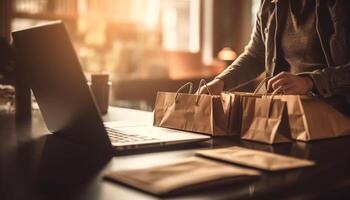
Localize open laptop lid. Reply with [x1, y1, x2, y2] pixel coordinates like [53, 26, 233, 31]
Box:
[12, 21, 113, 155]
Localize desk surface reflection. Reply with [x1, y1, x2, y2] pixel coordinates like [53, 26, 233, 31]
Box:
[1, 107, 350, 200]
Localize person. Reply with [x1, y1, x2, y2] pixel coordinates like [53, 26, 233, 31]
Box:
[200, 0, 350, 116]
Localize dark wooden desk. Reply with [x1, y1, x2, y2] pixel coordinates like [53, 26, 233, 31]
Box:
[1, 107, 350, 200]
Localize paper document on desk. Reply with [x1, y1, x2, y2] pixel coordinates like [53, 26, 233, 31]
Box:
[103, 157, 260, 196]
[196, 146, 315, 171]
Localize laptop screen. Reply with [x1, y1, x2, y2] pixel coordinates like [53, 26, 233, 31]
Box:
[12, 21, 113, 154]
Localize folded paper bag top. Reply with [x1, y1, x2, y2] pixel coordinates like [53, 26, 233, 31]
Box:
[103, 157, 260, 196]
[196, 146, 315, 171]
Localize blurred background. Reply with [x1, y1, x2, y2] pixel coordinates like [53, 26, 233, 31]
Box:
[0, 0, 261, 111]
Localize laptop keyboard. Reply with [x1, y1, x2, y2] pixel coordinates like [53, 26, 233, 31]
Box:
[106, 127, 158, 143]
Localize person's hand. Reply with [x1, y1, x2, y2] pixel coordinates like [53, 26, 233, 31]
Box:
[198, 79, 225, 95]
[267, 72, 314, 95]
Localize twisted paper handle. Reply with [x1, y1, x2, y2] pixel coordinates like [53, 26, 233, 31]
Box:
[175, 82, 193, 102]
[195, 79, 212, 104]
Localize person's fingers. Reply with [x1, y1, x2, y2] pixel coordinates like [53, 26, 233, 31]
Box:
[281, 84, 295, 94]
[199, 86, 214, 95]
[267, 72, 289, 91]
[267, 72, 314, 95]
[283, 86, 299, 95]
[271, 77, 290, 90]
[198, 79, 225, 95]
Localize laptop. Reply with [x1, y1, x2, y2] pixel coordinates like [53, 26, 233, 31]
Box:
[12, 21, 210, 152]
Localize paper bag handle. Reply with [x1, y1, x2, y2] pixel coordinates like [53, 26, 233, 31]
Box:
[263, 86, 284, 117]
[270, 86, 284, 97]
[253, 77, 269, 95]
[195, 79, 212, 104]
[196, 79, 212, 96]
[175, 82, 193, 102]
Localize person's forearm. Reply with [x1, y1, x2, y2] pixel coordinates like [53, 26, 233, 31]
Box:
[216, 53, 265, 91]
[215, 1, 266, 91]
[298, 63, 350, 97]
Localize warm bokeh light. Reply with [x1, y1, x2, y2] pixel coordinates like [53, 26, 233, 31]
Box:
[10, 0, 202, 78]
[9, 0, 259, 81]
[3, 0, 261, 110]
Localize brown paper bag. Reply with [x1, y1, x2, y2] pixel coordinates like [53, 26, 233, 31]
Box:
[238, 78, 292, 144]
[104, 157, 260, 196]
[240, 95, 292, 144]
[154, 80, 232, 136]
[196, 146, 315, 171]
[276, 95, 350, 141]
[227, 93, 242, 135]
[227, 92, 265, 135]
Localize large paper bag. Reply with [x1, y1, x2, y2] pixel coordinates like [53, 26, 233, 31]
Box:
[240, 94, 292, 144]
[277, 95, 350, 141]
[154, 80, 232, 136]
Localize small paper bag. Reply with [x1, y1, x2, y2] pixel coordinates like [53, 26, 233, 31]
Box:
[154, 80, 232, 136]
[277, 95, 350, 141]
[240, 95, 292, 144]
